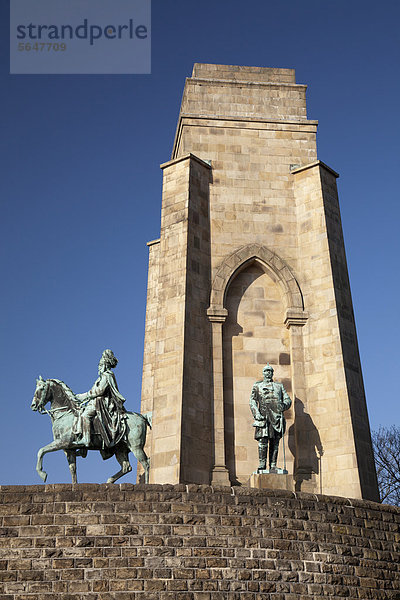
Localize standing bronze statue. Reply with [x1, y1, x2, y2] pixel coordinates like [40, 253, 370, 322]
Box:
[249, 364, 292, 473]
[31, 350, 152, 484]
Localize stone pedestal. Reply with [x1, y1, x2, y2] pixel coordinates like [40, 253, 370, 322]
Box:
[248, 472, 293, 491]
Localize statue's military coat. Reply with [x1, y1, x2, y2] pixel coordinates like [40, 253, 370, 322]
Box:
[249, 380, 291, 440]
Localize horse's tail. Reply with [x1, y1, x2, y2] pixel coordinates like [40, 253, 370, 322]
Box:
[142, 412, 152, 429]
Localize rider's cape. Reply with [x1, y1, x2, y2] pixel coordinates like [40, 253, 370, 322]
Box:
[73, 370, 128, 458]
[92, 370, 127, 451]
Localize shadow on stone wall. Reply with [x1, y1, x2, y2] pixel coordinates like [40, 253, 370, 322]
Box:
[223, 272, 244, 486]
[288, 398, 323, 493]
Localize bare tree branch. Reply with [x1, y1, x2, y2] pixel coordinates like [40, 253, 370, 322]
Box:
[372, 425, 400, 506]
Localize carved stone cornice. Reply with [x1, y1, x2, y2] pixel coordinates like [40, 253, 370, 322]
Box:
[284, 309, 309, 329]
[207, 307, 228, 323]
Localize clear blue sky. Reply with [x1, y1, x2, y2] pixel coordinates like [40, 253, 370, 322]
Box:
[1, 0, 399, 485]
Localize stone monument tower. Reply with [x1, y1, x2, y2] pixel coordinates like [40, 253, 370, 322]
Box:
[140, 63, 379, 501]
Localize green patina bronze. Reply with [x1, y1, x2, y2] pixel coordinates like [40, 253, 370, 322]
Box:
[249, 364, 292, 473]
[31, 349, 151, 484]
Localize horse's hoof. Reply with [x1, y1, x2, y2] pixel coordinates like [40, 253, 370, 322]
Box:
[106, 478, 115, 484]
[39, 471, 47, 483]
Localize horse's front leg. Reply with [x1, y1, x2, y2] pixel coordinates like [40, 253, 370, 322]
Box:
[36, 440, 66, 482]
[64, 450, 77, 484]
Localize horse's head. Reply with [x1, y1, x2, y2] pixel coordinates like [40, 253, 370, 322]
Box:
[31, 376, 50, 413]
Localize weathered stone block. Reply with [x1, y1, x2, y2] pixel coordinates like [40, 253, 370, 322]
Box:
[248, 473, 292, 491]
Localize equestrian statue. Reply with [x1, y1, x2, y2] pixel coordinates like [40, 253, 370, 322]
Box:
[31, 349, 151, 484]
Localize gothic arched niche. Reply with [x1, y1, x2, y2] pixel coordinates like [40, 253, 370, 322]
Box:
[223, 259, 294, 484]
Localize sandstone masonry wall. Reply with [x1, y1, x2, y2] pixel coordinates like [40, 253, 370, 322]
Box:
[0, 484, 398, 600]
[141, 63, 379, 498]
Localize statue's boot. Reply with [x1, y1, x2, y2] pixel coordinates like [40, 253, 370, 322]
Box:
[269, 438, 279, 470]
[258, 444, 267, 471]
[78, 418, 91, 457]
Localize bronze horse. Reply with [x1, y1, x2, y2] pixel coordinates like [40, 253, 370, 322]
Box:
[31, 377, 151, 484]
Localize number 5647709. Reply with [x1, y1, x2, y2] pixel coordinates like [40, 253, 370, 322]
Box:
[18, 43, 66, 51]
